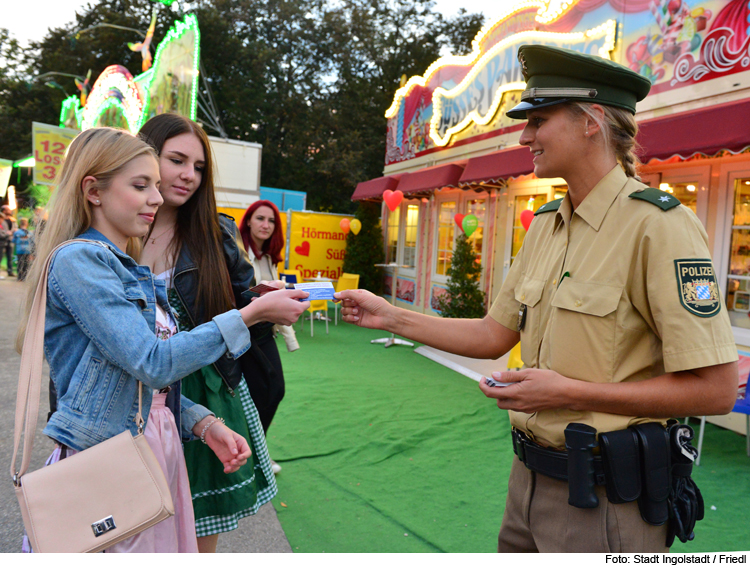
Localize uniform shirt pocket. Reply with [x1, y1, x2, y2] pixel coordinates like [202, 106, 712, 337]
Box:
[515, 275, 546, 368]
[549, 280, 622, 382]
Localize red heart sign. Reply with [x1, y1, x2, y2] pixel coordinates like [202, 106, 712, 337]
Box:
[295, 240, 310, 256]
[520, 209, 535, 232]
[454, 213, 465, 228]
[383, 189, 404, 212]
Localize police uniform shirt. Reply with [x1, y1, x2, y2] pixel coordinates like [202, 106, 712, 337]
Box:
[489, 165, 737, 449]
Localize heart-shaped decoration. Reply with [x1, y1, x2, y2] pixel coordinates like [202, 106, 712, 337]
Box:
[520, 209, 535, 232]
[295, 240, 310, 256]
[454, 213, 465, 228]
[383, 189, 404, 212]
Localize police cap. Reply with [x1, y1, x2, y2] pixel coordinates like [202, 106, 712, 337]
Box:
[506, 45, 652, 120]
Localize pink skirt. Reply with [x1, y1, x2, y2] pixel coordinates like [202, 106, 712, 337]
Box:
[23, 392, 198, 553]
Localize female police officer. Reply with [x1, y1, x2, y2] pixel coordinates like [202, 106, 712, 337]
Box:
[335, 45, 739, 552]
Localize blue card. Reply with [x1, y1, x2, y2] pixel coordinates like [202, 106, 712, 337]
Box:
[294, 281, 335, 300]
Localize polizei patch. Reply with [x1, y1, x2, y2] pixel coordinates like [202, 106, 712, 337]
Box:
[674, 259, 720, 317]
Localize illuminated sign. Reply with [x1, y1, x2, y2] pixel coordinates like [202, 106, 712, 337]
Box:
[58, 14, 200, 132]
[430, 21, 616, 146]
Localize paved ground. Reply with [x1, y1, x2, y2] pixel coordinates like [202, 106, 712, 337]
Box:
[0, 274, 292, 553]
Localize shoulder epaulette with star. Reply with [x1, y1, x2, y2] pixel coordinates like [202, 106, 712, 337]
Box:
[628, 188, 681, 211]
[534, 198, 563, 215]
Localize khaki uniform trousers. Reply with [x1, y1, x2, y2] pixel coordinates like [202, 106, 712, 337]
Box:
[498, 457, 669, 553]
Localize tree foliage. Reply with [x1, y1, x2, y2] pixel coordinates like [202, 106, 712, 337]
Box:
[436, 233, 486, 318]
[0, 0, 483, 211]
[341, 201, 384, 294]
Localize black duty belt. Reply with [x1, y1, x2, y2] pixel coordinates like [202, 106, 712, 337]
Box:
[512, 429, 606, 486]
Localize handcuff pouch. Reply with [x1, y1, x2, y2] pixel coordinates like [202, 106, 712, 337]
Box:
[599, 428, 641, 503]
[631, 423, 671, 526]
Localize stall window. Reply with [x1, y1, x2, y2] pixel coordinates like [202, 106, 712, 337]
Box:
[436, 201, 456, 276]
[659, 181, 698, 215]
[725, 178, 750, 329]
[465, 198, 486, 267]
[511, 195, 547, 264]
[386, 206, 400, 264]
[402, 203, 419, 268]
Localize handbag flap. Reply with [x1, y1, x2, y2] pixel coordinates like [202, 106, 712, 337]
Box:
[20, 432, 174, 553]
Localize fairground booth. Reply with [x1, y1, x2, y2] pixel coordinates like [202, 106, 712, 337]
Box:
[351, 0, 750, 435]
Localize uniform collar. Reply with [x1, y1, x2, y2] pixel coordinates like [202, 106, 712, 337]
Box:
[571, 165, 628, 232]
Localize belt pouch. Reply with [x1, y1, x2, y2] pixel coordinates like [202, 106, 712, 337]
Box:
[564, 423, 599, 508]
[631, 423, 671, 526]
[598, 428, 641, 504]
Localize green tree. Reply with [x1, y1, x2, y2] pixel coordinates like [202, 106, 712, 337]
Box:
[341, 201, 384, 294]
[0, 0, 484, 212]
[436, 233, 486, 318]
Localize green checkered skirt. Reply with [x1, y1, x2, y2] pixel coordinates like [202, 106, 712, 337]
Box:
[170, 290, 277, 537]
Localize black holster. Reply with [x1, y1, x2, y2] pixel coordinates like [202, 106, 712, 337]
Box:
[598, 421, 704, 546]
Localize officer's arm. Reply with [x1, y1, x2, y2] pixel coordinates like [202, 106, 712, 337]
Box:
[390, 308, 520, 360]
[491, 361, 738, 417]
[567, 361, 739, 418]
[338, 288, 519, 359]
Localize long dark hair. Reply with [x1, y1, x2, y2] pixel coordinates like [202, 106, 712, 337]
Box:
[239, 200, 284, 265]
[138, 114, 234, 321]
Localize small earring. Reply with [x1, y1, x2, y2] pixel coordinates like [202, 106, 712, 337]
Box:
[93, 201, 100, 205]
[584, 131, 589, 136]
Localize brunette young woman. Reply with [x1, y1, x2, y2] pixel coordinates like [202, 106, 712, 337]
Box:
[238, 200, 298, 474]
[138, 114, 304, 552]
[17, 127, 307, 552]
[336, 45, 739, 552]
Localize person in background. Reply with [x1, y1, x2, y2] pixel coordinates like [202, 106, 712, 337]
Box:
[138, 113, 305, 553]
[336, 45, 738, 553]
[239, 200, 299, 475]
[1, 205, 16, 276]
[17, 127, 306, 552]
[12, 217, 32, 281]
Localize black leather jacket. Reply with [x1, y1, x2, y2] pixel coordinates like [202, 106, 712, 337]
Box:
[171, 214, 269, 390]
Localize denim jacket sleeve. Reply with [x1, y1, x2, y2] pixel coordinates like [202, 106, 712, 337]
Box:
[48, 243, 252, 389]
[180, 394, 212, 440]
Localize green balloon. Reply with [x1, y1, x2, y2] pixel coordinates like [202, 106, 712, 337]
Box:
[462, 214, 478, 237]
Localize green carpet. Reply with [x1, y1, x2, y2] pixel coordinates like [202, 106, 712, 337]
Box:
[268, 310, 750, 552]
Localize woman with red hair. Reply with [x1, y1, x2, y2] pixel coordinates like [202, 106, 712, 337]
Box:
[239, 200, 299, 474]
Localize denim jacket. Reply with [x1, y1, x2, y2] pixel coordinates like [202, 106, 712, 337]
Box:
[42, 228, 252, 452]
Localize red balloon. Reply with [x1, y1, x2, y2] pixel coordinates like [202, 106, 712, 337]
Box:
[454, 213, 465, 228]
[340, 218, 350, 234]
[520, 209, 535, 232]
[383, 189, 404, 212]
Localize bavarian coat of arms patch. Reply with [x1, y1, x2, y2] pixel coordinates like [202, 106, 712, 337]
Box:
[674, 258, 721, 317]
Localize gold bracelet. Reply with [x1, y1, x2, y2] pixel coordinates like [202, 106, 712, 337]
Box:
[200, 417, 225, 444]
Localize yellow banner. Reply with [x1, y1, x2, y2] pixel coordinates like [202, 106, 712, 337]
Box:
[287, 211, 351, 280]
[32, 122, 80, 186]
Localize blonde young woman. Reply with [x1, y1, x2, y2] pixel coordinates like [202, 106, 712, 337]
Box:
[17, 127, 308, 552]
[336, 46, 738, 552]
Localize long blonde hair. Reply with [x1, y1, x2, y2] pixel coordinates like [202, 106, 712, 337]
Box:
[15, 127, 157, 352]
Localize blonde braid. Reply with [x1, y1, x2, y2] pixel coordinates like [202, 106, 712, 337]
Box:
[569, 102, 642, 180]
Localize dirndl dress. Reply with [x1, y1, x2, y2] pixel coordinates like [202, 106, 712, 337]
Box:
[168, 289, 277, 537]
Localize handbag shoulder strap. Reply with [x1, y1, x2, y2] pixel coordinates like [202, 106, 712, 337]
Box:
[11, 239, 144, 486]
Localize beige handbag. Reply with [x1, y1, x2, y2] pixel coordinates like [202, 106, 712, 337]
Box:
[11, 240, 175, 553]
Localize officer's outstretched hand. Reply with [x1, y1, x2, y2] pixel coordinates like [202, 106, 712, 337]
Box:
[479, 368, 571, 413]
[334, 289, 392, 331]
